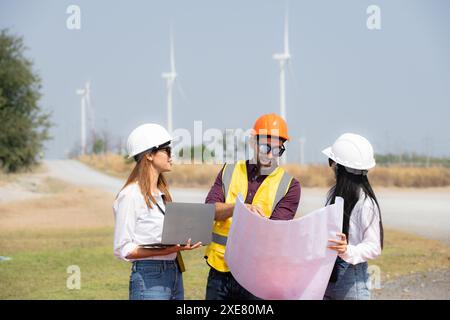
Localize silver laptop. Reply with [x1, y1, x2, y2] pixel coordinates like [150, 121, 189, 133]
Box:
[141, 202, 215, 248]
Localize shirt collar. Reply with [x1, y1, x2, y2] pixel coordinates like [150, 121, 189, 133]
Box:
[247, 159, 278, 176]
[135, 181, 165, 197]
[152, 190, 165, 197]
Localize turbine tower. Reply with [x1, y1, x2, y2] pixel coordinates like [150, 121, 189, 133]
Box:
[273, 11, 290, 122]
[162, 28, 177, 134]
[299, 137, 306, 165]
[76, 81, 91, 155]
[273, 10, 291, 164]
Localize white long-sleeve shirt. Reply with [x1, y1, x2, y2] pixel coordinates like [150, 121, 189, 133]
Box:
[338, 193, 382, 265]
[113, 182, 176, 262]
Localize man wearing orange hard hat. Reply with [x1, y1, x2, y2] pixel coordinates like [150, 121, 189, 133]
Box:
[204, 113, 301, 300]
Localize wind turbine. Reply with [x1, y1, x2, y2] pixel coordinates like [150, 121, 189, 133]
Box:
[76, 81, 91, 155]
[162, 28, 177, 134]
[273, 10, 291, 164]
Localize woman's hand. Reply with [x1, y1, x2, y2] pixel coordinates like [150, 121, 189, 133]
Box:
[168, 238, 202, 253]
[327, 233, 347, 254]
[245, 204, 266, 218]
[129, 239, 201, 259]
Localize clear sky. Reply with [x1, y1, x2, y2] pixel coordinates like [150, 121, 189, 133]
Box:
[1, 0, 449, 163]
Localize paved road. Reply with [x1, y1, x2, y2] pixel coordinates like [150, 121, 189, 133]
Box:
[43, 160, 450, 244]
[298, 188, 450, 245]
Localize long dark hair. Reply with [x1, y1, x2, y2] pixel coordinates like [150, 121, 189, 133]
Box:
[326, 161, 384, 249]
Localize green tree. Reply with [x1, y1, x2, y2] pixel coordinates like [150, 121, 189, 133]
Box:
[92, 138, 106, 155]
[0, 29, 52, 172]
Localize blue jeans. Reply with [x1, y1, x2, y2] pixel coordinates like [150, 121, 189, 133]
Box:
[324, 257, 370, 300]
[205, 267, 262, 300]
[129, 260, 184, 300]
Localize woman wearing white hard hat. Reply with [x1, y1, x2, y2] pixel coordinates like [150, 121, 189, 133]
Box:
[322, 133, 384, 300]
[113, 123, 202, 300]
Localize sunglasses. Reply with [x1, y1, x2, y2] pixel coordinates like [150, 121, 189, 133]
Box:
[328, 158, 335, 167]
[155, 145, 172, 158]
[258, 143, 285, 157]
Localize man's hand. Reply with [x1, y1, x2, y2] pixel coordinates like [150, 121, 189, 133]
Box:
[245, 204, 266, 218]
[214, 203, 235, 221]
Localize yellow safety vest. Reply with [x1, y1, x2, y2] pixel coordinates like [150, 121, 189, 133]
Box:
[204, 160, 293, 272]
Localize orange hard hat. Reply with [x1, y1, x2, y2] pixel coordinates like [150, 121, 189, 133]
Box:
[252, 113, 290, 141]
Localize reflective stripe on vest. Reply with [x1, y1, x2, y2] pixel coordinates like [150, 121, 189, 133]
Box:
[205, 160, 293, 271]
[212, 232, 228, 246]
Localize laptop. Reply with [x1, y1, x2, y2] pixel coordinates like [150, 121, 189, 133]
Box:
[140, 202, 215, 248]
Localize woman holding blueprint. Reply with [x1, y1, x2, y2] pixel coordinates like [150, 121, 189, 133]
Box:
[113, 123, 202, 300]
[322, 133, 384, 300]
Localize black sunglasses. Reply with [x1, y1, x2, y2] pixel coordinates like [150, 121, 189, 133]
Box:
[155, 145, 171, 157]
[328, 158, 335, 167]
[258, 143, 285, 157]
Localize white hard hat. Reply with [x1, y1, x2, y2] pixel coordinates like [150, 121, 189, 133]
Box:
[127, 123, 172, 158]
[322, 133, 376, 171]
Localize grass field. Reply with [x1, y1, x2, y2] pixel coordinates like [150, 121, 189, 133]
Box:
[0, 228, 208, 299]
[79, 154, 450, 188]
[0, 164, 47, 187]
[1, 166, 449, 299]
[1, 226, 449, 299]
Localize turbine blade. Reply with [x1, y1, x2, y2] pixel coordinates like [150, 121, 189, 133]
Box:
[170, 28, 176, 73]
[287, 59, 302, 105]
[87, 81, 94, 132]
[284, 9, 289, 55]
[176, 77, 189, 105]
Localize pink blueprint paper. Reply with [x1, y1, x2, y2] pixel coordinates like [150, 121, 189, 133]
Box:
[224, 194, 344, 300]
